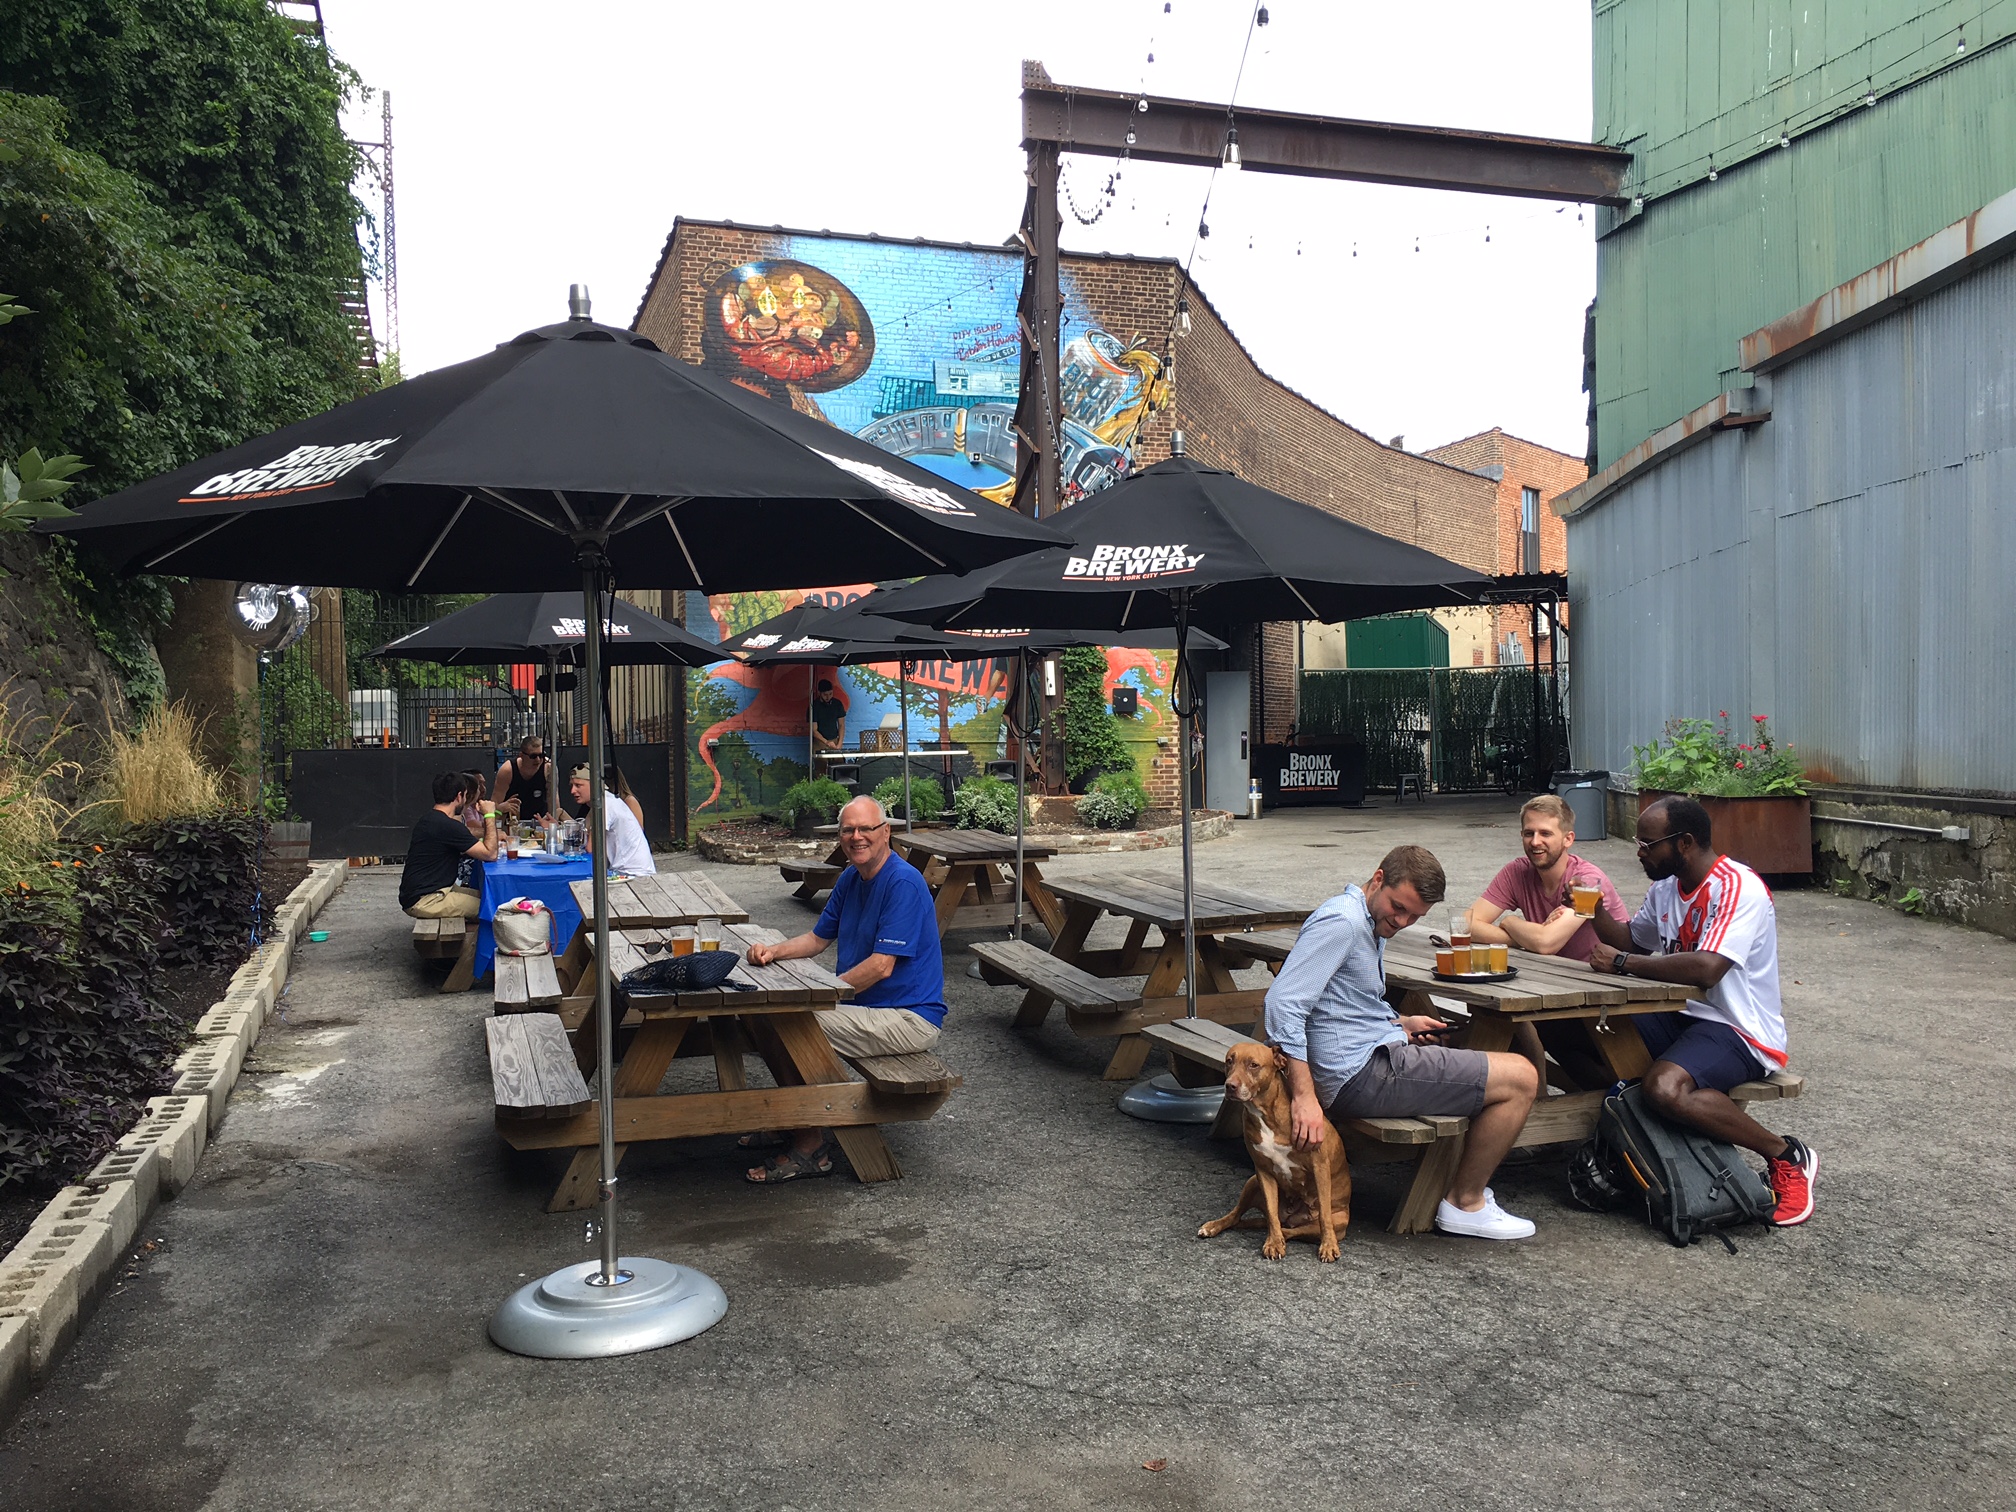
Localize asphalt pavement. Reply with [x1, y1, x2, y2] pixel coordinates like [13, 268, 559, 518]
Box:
[2, 795, 2010, 1511]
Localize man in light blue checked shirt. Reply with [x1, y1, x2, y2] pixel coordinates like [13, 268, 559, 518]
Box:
[1264, 845, 1541, 1241]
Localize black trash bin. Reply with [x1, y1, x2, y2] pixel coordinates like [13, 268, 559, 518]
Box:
[1549, 769, 1610, 841]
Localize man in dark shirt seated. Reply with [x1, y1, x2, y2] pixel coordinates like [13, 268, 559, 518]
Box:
[400, 770, 500, 920]
[740, 795, 945, 1183]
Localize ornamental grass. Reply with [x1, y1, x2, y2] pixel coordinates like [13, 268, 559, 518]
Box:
[105, 700, 223, 826]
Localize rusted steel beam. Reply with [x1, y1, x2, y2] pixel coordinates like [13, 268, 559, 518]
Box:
[1021, 61, 1631, 206]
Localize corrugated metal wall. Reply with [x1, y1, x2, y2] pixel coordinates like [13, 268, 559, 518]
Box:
[1569, 249, 2016, 795]
[1593, 26, 2016, 468]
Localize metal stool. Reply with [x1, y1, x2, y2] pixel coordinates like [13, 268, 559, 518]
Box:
[1396, 772, 1426, 802]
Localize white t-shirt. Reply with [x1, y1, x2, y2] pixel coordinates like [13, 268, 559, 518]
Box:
[1629, 855, 1786, 1066]
[602, 801, 656, 876]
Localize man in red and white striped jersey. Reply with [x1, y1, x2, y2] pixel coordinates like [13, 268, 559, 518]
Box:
[1587, 795, 1818, 1226]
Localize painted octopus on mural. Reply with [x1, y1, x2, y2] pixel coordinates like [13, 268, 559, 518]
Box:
[701, 260, 874, 398]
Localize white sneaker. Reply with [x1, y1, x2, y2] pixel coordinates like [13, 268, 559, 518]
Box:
[1435, 1194, 1536, 1240]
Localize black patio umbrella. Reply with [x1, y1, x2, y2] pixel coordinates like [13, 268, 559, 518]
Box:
[371, 590, 726, 781]
[41, 289, 1070, 1356]
[871, 450, 1488, 1118]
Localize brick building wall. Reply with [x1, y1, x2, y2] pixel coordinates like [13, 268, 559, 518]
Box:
[634, 218, 1498, 764]
[1422, 428, 1585, 666]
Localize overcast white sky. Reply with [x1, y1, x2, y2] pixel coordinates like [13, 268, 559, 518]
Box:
[327, 0, 1595, 458]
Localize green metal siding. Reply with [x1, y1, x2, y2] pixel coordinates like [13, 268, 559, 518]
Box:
[1345, 614, 1450, 670]
[1594, 30, 2016, 467]
[1594, 0, 2014, 200]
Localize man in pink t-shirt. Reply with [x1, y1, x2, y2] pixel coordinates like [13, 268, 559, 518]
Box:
[1467, 794, 1626, 963]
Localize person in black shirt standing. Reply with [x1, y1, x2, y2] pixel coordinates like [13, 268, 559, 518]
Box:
[811, 678, 846, 752]
[401, 770, 500, 919]
[491, 735, 554, 822]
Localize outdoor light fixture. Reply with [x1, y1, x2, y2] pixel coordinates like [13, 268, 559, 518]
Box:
[1257, 5, 1270, 24]
[1631, 195, 1644, 211]
[227, 583, 313, 652]
[1138, 97, 1150, 112]
[1708, 165, 1719, 181]
[1779, 131, 1790, 147]
[1222, 127, 1242, 170]
[1177, 296, 1192, 336]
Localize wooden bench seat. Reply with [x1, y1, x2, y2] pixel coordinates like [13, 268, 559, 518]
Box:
[1731, 1070, 1804, 1102]
[485, 1012, 592, 1118]
[412, 915, 477, 992]
[411, 916, 466, 958]
[1215, 929, 1299, 971]
[493, 951, 563, 1012]
[842, 1050, 964, 1096]
[969, 938, 1143, 1021]
[780, 861, 841, 903]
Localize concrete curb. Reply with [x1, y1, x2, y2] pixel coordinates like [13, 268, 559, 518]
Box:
[0, 859, 347, 1419]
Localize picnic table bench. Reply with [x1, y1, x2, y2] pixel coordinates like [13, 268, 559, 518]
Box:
[493, 920, 960, 1210]
[411, 916, 477, 992]
[974, 871, 1307, 1080]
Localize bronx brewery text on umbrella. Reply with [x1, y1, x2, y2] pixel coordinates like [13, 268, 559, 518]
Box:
[44, 288, 1068, 1356]
[869, 446, 1488, 1046]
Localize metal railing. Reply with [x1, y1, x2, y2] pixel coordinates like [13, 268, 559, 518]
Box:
[1297, 666, 1565, 794]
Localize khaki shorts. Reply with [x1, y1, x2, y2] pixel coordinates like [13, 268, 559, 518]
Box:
[1327, 1042, 1490, 1120]
[405, 886, 481, 920]
[816, 1005, 941, 1059]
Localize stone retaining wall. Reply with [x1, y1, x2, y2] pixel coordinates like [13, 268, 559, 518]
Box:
[0, 859, 349, 1423]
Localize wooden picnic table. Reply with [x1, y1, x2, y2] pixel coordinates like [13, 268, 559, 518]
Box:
[892, 828, 1065, 940]
[496, 920, 960, 1211]
[992, 870, 1308, 1081]
[565, 871, 750, 932]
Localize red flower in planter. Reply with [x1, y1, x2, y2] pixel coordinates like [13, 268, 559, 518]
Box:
[1735, 760, 1746, 769]
[1719, 710, 1728, 718]
[1753, 714, 1768, 723]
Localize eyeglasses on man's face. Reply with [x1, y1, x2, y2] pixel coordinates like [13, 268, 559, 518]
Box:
[1636, 832, 1678, 855]
[838, 822, 889, 838]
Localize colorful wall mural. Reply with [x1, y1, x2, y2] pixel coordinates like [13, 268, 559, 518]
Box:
[681, 234, 1178, 819]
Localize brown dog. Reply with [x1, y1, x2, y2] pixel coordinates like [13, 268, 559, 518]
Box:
[1197, 1042, 1353, 1261]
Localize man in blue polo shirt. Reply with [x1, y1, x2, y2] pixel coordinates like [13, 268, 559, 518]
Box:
[742, 794, 945, 1182]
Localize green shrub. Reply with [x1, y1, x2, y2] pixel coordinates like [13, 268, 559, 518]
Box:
[952, 774, 1018, 834]
[872, 775, 942, 822]
[124, 810, 263, 968]
[1631, 714, 1806, 798]
[1057, 647, 1131, 785]
[1076, 768, 1148, 830]
[779, 777, 851, 825]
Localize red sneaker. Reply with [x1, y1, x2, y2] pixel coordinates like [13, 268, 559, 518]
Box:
[1767, 1136, 1818, 1226]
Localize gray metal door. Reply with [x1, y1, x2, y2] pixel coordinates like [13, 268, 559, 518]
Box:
[1204, 671, 1250, 814]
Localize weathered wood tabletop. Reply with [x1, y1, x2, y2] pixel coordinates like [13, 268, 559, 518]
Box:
[565, 871, 750, 931]
[889, 828, 1066, 939]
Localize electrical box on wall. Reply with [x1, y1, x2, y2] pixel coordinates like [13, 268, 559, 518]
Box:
[1111, 686, 1138, 718]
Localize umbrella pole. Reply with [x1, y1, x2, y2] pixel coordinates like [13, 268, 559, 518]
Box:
[808, 675, 816, 783]
[1116, 591, 1220, 1124]
[1013, 651, 1026, 942]
[489, 551, 727, 1359]
[582, 566, 621, 1285]
[544, 653, 559, 817]
[900, 659, 912, 826]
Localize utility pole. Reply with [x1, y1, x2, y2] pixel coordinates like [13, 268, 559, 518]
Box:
[380, 91, 398, 361]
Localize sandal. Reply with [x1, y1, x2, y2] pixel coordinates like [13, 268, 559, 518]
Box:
[744, 1142, 835, 1184]
[736, 1130, 786, 1150]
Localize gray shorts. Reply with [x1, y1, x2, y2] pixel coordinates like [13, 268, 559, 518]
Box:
[1327, 1043, 1490, 1120]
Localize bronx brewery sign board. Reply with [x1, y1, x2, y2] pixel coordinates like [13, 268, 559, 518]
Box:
[1279, 749, 1341, 795]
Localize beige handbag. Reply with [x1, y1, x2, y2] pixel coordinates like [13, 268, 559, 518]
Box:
[492, 896, 553, 956]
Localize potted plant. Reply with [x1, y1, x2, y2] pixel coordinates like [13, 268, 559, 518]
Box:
[1630, 713, 1811, 873]
[871, 775, 943, 826]
[779, 777, 852, 839]
[951, 773, 1018, 834]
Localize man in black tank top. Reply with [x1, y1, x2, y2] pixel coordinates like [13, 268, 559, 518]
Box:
[492, 736, 553, 821]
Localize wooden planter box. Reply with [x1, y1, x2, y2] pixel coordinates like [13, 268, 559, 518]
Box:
[1639, 791, 1812, 874]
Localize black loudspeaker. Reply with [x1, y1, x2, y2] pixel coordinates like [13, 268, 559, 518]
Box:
[1111, 686, 1139, 718]
[537, 672, 579, 694]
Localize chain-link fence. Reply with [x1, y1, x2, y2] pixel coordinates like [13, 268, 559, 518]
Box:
[1297, 666, 1565, 794]
[260, 589, 680, 810]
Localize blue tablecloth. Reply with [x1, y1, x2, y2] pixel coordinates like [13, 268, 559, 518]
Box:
[475, 854, 593, 980]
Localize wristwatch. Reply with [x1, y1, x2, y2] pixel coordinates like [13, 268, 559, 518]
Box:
[1613, 953, 1632, 976]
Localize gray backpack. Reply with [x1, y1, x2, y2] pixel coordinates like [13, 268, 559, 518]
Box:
[1568, 1084, 1774, 1249]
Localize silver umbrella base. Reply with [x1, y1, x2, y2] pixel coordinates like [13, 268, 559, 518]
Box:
[1117, 1074, 1225, 1124]
[489, 1257, 727, 1359]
